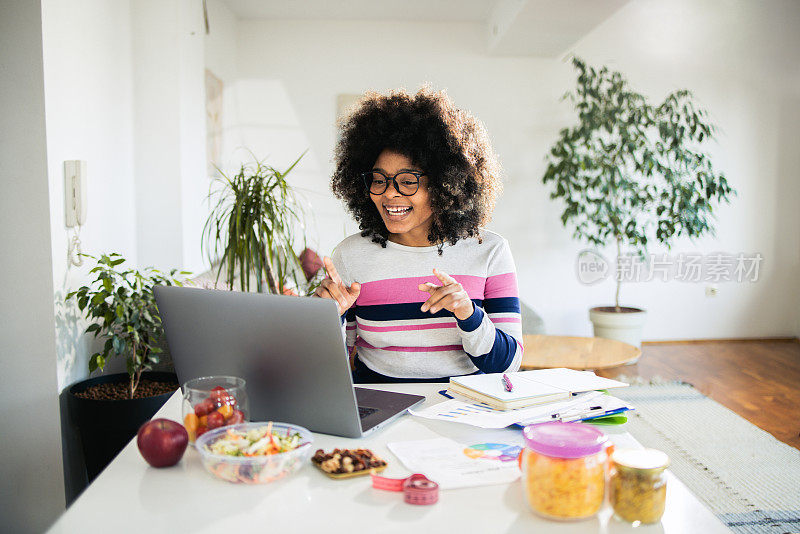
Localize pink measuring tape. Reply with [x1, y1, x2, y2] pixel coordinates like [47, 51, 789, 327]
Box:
[371, 472, 439, 505]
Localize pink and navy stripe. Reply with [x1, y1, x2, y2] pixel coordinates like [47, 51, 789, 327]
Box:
[332, 230, 524, 380]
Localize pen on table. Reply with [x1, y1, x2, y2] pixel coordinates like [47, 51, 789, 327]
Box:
[551, 405, 604, 421]
[502, 373, 514, 392]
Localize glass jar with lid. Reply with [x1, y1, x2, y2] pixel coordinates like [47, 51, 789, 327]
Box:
[610, 448, 669, 524]
[521, 422, 609, 520]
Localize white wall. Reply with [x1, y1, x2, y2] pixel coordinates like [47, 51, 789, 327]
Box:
[132, 0, 208, 274]
[218, 0, 800, 339]
[0, 1, 65, 530]
[41, 0, 139, 502]
[205, 0, 238, 84]
[41, 0, 210, 503]
[43, 0, 210, 393]
[42, 0, 138, 391]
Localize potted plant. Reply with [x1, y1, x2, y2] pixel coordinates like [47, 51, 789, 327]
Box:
[66, 253, 189, 482]
[202, 152, 322, 295]
[543, 57, 735, 347]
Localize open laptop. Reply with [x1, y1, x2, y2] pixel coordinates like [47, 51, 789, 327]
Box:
[154, 285, 425, 437]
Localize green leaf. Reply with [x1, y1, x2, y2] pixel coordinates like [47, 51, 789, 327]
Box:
[85, 323, 102, 336]
[88, 353, 100, 373]
[88, 353, 106, 373]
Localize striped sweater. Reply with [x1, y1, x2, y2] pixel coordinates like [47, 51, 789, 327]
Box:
[330, 229, 523, 379]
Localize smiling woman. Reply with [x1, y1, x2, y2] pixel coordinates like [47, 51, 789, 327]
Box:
[366, 151, 435, 248]
[317, 86, 523, 383]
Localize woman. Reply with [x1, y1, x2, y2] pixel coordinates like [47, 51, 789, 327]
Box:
[315, 86, 523, 383]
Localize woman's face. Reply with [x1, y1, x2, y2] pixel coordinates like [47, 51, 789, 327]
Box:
[369, 149, 435, 247]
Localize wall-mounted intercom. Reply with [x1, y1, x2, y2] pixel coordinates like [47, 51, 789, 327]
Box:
[64, 160, 87, 228]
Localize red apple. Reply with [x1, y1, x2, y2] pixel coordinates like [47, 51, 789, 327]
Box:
[137, 418, 188, 468]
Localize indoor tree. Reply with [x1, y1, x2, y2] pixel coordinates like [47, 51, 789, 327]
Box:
[203, 152, 319, 295]
[543, 56, 735, 311]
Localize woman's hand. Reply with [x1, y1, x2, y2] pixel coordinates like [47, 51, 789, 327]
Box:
[314, 256, 360, 316]
[418, 268, 474, 321]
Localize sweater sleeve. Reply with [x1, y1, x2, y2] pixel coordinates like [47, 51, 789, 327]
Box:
[330, 244, 358, 354]
[456, 238, 523, 373]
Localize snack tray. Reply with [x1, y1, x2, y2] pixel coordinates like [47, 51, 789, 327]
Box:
[311, 461, 387, 480]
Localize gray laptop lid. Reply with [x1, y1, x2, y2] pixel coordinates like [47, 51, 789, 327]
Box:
[154, 285, 363, 437]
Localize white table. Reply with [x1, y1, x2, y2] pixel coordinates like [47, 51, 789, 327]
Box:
[49, 383, 731, 533]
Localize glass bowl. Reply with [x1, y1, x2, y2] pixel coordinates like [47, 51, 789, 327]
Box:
[181, 376, 248, 444]
[195, 422, 314, 484]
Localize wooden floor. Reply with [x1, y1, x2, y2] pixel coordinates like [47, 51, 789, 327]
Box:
[597, 339, 800, 450]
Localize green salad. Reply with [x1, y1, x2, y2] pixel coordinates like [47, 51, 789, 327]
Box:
[206, 422, 304, 457]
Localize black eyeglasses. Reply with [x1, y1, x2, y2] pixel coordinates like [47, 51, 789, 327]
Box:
[361, 170, 425, 196]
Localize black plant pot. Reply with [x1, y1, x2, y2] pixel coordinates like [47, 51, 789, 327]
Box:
[67, 371, 178, 483]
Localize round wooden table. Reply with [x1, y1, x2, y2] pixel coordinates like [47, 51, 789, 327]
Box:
[520, 334, 641, 370]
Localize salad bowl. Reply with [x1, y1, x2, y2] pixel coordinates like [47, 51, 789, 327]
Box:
[195, 421, 314, 484]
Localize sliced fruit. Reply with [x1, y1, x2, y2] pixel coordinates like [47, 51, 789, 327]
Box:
[184, 413, 199, 432]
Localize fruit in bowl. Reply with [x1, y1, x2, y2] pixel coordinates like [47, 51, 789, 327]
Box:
[182, 380, 248, 443]
[195, 421, 313, 484]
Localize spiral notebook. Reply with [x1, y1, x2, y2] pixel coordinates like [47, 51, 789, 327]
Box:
[448, 368, 628, 410]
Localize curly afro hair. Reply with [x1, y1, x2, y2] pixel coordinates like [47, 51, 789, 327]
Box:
[331, 85, 503, 255]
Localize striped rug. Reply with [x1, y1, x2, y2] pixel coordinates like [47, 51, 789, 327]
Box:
[614, 382, 800, 534]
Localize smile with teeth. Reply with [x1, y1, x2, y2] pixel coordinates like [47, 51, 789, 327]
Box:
[384, 205, 412, 217]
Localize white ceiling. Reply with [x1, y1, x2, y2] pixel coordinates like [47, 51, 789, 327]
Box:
[489, 0, 631, 56]
[219, 0, 631, 57]
[220, 0, 498, 23]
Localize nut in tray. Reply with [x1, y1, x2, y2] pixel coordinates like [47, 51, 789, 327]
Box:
[311, 448, 387, 479]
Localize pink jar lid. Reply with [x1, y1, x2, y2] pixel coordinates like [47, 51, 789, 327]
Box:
[523, 422, 608, 458]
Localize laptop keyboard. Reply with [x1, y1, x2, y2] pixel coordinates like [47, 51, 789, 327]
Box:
[358, 406, 379, 419]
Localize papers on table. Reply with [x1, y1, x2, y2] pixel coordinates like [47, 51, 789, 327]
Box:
[516, 393, 633, 425]
[386, 430, 644, 490]
[388, 434, 524, 489]
[448, 368, 629, 410]
[409, 390, 633, 429]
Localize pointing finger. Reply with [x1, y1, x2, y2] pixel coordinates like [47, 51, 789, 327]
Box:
[323, 256, 343, 286]
[418, 282, 439, 292]
[433, 268, 456, 285]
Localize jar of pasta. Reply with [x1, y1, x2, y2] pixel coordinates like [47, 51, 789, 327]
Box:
[521, 422, 608, 520]
[610, 448, 669, 524]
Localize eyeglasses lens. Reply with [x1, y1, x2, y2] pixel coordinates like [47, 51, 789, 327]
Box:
[365, 172, 419, 196]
